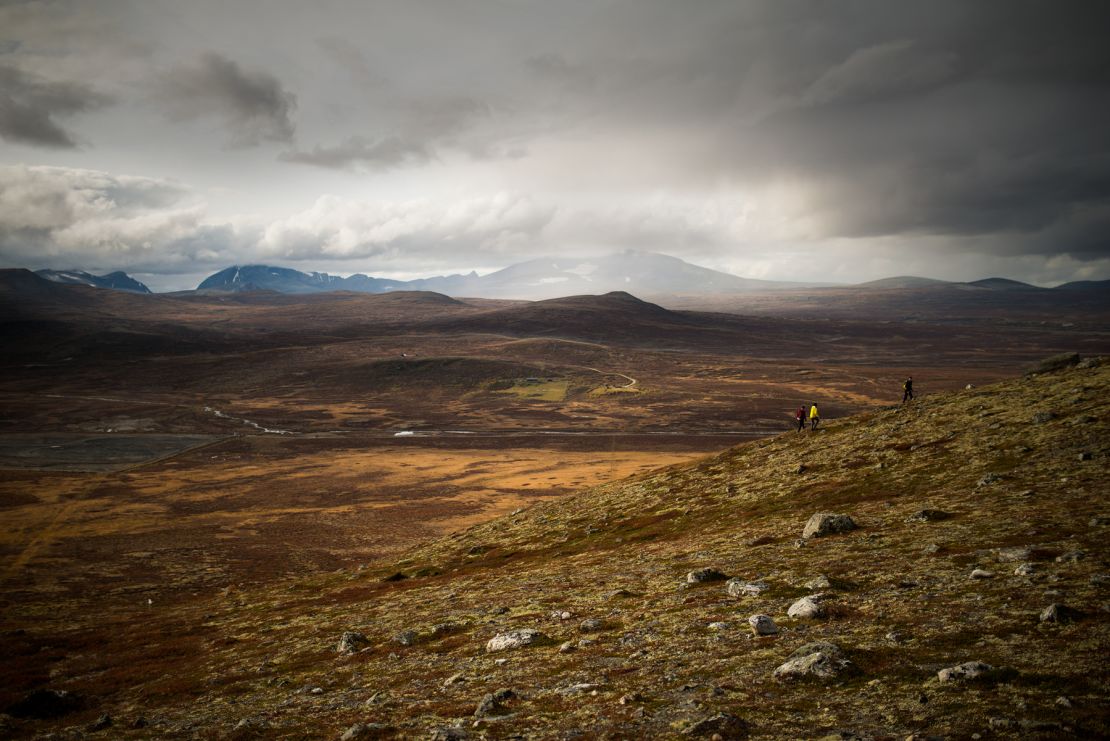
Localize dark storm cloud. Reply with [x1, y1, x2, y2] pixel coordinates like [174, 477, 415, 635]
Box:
[154, 52, 296, 147]
[0, 64, 110, 148]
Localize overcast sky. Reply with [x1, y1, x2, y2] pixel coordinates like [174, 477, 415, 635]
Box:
[1, 0, 1108, 290]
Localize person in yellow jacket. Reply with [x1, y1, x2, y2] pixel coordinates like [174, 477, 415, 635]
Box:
[809, 403, 820, 430]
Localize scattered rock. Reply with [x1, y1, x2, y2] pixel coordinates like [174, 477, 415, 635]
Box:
[443, 673, 466, 687]
[970, 569, 995, 580]
[559, 683, 602, 695]
[618, 692, 643, 705]
[430, 727, 469, 741]
[707, 621, 731, 631]
[682, 712, 749, 738]
[486, 629, 547, 652]
[921, 543, 942, 555]
[995, 546, 1032, 562]
[1040, 603, 1081, 624]
[341, 723, 395, 740]
[6, 688, 83, 719]
[606, 589, 635, 600]
[977, 473, 1002, 487]
[1078, 452, 1093, 461]
[392, 630, 417, 647]
[748, 614, 779, 636]
[802, 513, 858, 539]
[788, 596, 828, 619]
[1031, 411, 1056, 424]
[558, 641, 576, 654]
[804, 575, 833, 590]
[1013, 563, 1037, 577]
[795, 464, 807, 474]
[1024, 352, 1080, 377]
[726, 578, 768, 597]
[773, 642, 854, 681]
[337, 631, 370, 654]
[474, 688, 516, 717]
[1056, 550, 1085, 563]
[905, 509, 950, 523]
[579, 618, 606, 633]
[87, 713, 112, 732]
[687, 567, 728, 583]
[937, 661, 993, 682]
[1056, 696, 1073, 708]
[430, 622, 461, 638]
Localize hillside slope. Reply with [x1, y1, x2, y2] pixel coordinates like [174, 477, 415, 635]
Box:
[3, 361, 1108, 739]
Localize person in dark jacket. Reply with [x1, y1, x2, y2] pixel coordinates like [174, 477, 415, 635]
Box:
[902, 376, 914, 403]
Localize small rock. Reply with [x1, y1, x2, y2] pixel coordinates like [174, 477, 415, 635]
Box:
[443, 673, 466, 687]
[725, 578, 768, 597]
[794, 538, 807, 548]
[970, 569, 995, 580]
[1040, 603, 1081, 623]
[1013, 563, 1037, 577]
[337, 631, 370, 654]
[618, 692, 643, 705]
[1089, 516, 1110, 527]
[341, 723, 395, 740]
[905, 509, 951, 523]
[430, 727, 469, 741]
[1056, 696, 1073, 708]
[921, 543, 942, 555]
[1056, 550, 1085, 563]
[558, 641, 576, 653]
[682, 712, 749, 738]
[707, 621, 731, 631]
[804, 575, 832, 590]
[486, 629, 547, 652]
[1031, 411, 1056, 424]
[1078, 452, 1092, 461]
[430, 622, 461, 638]
[802, 513, 858, 539]
[606, 589, 635, 600]
[310, 686, 325, 695]
[788, 596, 827, 619]
[748, 614, 779, 636]
[795, 464, 807, 474]
[995, 546, 1032, 562]
[579, 618, 606, 633]
[687, 567, 728, 583]
[977, 472, 1002, 487]
[551, 610, 573, 621]
[937, 661, 993, 682]
[559, 683, 601, 695]
[474, 688, 515, 717]
[87, 713, 112, 731]
[392, 630, 417, 647]
[773, 642, 854, 681]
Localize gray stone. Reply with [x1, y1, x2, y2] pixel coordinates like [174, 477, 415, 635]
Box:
[977, 473, 1002, 487]
[1013, 563, 1037, 577]
[1031, 411, 1056, 424]
[429, 727, 469, 741]
[430, 622, 461, 638]
[970, 569, 995, 580]
[788, 595, 828, 619]
[995, 546, 1032, 562]
[392, 630, 417, 647]
[1040, 603, 1081, 624]
[579, 618, 606, 633]
[474, 688, 516, 717]
[804, 575, 832, 590]
[486, 629, 547, 652]
[748, 614, 779, 636]
[726, 578, 768, 597]
[707, 621, 731, 631]
[1056, 550, 1085, 563]
[558, 641, 576, 653]
[773, 642, 854, 681]
[682, 712, 749, 738]
[937, 661, 993, 682]
[341, 723, 395, 740]
[802, 513, 858, 539]
[687, 567, 728, 583]
[337, 631, 370, 654]
[905, 509, 951, 523]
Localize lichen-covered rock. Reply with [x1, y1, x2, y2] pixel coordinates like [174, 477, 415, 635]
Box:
[579, 618, 607, 633]
[474, 688, 516, 717]
[1040, 603, 1081, 623]
[970, 569, 995, 579]
[905, 509, 950, 523]
[802, 513, 857, 539]
[336, 631, 370, 654]
[772, 642, 853, 681]
[804, 575, 832, 590]
[787, 595, 828, 619]
[340, 722, 395, 740]
[748, 614, 779, 635]
[682, 712, 749, 738]
[937, 660, 993, 682]
[726, 578, 768, 597]
[392, 629, 417, 646]
[486, 629, 546, 652]
[687, 567, 728, 583]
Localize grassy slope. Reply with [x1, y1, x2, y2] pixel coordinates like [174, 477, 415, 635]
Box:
[7, 364, 1109, 739]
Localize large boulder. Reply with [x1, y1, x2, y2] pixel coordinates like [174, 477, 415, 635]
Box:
[772, 642, 854, 681]
[937, 661, 993, 682]
[802, 513, 858, 539]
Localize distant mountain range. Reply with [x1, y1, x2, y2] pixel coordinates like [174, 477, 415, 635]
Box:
[195, 252, 813, 299]
[35, 269, 151, 293]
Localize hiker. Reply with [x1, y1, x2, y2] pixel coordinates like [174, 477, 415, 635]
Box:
[809, 403, 820, 430]
[795, 405, 806, 432]
[902, 376, 914, 403]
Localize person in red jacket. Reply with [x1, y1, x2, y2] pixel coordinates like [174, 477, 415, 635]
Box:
[795, 405, 806, 432]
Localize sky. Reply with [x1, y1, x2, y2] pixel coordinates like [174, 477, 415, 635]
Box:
[1, 0, 1108, 291]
